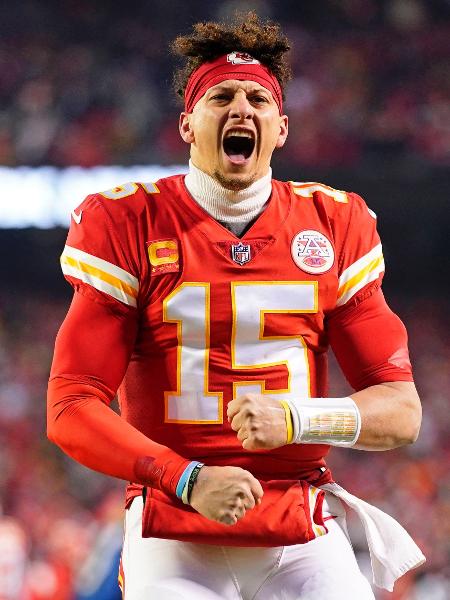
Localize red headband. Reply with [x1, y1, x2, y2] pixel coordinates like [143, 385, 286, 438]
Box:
[184, 52, 283, 114]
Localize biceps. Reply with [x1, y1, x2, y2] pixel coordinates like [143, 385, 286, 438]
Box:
[328, 289, 413, 391]
[50, 291, 138, 394]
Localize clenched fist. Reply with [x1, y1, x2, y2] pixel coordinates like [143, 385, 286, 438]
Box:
[227, 393, 289, 450]
[189, 465, 263, 525]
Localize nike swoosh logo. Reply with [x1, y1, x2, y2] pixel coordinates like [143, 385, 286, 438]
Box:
[71, 209, 83, 224]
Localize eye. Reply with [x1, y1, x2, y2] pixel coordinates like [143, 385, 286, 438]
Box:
[250, 95, 269, 104]
[210, 93, 230, 102]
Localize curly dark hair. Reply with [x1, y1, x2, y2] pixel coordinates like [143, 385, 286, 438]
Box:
[171, 12, 292, 103]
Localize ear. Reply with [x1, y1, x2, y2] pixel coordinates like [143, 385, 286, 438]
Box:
[275, 115, 288, 149]
[179, 112, 195, 144]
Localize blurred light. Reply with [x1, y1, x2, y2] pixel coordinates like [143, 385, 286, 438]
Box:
[0, 165, 187, 228]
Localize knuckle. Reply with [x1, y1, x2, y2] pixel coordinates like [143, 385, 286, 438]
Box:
[245, 497, 255, 509]
[218, 510, 235, 525]
[247, 434, 262, 448]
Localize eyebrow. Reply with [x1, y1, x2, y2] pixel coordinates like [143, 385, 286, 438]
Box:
[208, 85, 271, 95]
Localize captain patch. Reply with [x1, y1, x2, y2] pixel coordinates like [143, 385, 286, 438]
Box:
[291, 230, 335, 274]
[147, 239, 179, 275]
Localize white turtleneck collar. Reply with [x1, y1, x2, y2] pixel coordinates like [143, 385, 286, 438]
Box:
[184, 160, 272, 224]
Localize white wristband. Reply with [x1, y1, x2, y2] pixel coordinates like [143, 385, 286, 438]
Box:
[286, 397, 361, 447]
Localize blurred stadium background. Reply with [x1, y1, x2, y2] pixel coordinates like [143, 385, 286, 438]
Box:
[0, 0, 449, 598]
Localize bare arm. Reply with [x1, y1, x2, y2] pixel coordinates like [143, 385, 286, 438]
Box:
[227, 380, 422, 452]
[351, 380, 421, 450]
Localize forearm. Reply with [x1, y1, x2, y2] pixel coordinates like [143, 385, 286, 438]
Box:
[351, 381, 422, 450]
[47, 376, 190, 493]
[228, 382, 422, 453]
[47, 376, 264, 524]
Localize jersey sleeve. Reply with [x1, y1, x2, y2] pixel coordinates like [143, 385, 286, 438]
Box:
[328, 288, 413, 390]
[47, 292, 190, 494]
[327, 192, 413, 389]
[61, 189, 146, 310]
[335, 193, 385, 308]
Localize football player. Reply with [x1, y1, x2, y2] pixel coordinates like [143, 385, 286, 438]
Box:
[48, 13, 424, 600]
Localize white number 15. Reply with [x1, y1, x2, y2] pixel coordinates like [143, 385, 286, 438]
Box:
[163, 281, 317, 423]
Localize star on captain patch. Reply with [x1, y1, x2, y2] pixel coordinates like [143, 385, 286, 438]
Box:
[291, 230, 335, 274]
[231, 243, 251, 265]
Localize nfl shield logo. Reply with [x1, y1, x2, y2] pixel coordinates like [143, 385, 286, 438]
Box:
[231, 243, 251, 265]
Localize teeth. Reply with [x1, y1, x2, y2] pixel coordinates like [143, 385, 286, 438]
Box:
[224, 130, 253, 139]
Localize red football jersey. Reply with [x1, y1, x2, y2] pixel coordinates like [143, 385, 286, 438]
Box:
[58, 176, 391, 489]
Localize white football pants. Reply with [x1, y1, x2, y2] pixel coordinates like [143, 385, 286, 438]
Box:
[121, 494, 375, 600]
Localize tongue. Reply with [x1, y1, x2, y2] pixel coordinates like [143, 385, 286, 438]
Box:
[228, 153, 247, 163]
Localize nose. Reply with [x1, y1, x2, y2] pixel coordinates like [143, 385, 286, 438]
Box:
[229, 91, 254, 120]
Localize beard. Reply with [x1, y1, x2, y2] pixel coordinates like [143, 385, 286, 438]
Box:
[213, 169, 256, 191]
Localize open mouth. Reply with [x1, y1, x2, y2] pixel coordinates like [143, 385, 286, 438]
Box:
[223, 131, 255, 164]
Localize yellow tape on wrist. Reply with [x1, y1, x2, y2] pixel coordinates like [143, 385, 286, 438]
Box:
[280, 400, 294, 444]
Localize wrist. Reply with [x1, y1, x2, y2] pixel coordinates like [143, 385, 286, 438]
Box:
[279, 400, 294, 443]
[134, 449, 192, 496]
[285, 397, 361, 447]
[182, 462, 204, 504]
[176, 461, 204, 504]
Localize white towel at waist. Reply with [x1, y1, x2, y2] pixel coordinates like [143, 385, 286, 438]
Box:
[321, 482, 426, 591]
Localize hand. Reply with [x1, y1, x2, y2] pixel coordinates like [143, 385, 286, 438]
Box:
[189, 465, 263, 526]
[227, 393, 288, 450]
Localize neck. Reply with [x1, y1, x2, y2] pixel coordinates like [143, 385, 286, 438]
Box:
[184, 161, 272, 223]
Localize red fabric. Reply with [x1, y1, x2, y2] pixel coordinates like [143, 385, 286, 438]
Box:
[184, 52, 283, 113]
[47, 292, 190, 494]
[141, 480, 321, 546]
[328, 286, 413, 391]
[47, 377, 190, 494]
[57, 179, 347, 485]
[49, 290, 137, 394]
[335, 191, 382, 283]
[48, 175, 414, 544]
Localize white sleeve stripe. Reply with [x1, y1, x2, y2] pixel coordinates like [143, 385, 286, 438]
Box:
[338, 243, 383, 287]
[336, 259, 385, 307]
[61, 263, 137, 307]
[62, 245, 139, 291]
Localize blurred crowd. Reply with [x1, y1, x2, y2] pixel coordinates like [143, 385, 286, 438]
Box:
[0, 0, 448, 169]
[0, 292, 448, 599]
[0, 294, 123, 599]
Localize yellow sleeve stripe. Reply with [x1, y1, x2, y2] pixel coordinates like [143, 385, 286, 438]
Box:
[60, 245, 138, 307]
[337, 249, 384, 307]
[279, 400, 294, 443]
[339, 243, 383, 285]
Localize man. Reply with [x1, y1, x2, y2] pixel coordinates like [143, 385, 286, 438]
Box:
[47, 13, 424, 600]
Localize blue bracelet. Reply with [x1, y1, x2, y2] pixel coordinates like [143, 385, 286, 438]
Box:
[175, 461, 202, 499]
